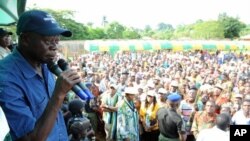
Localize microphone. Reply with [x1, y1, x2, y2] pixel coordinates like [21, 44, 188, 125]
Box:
[47, 61, 89, 100]
[57, 59, 94, 99]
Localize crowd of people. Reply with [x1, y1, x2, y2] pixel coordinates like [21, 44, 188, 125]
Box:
[0, 9, 249, 141]
[62, 47, 249, 141]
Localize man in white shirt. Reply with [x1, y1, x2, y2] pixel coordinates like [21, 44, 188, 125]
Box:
[196, 113, 230, 141]
[232, 99, 250, 125]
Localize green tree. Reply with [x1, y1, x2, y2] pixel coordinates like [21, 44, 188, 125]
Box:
[218, 13, 246, 39]
[173, 24, 194, 39]
[88, 27, 106, 39]
[152, 30, 174, 39]
[105, 22, 125, 39]
[122, 27, 141, 39]
[142, 25, 155, 37]
[154, 23, 174, 39]
[87, 22, 93, 27]
[240, 25, 250, 36]
[191, 20, 224, 39]
[64, 19, 89, 40]
[157, 23, 174, 31]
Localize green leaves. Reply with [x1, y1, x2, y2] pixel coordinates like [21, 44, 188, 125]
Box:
[9, 8, 248, 40]
[105, 22, 125, 39]
[218, 13, 246, 39]
[191, 21, 224, 39]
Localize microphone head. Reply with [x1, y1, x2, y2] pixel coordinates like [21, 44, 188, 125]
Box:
[57, 59, 68, 71]
[47, 61, 60, 75]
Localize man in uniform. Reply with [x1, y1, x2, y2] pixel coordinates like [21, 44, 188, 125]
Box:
[157, 93, 186, 141]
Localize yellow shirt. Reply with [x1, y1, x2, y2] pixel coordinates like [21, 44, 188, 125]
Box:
[139, 102, 160, 131]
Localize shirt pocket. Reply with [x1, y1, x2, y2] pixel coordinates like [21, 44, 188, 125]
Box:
[33, 96, 47, 118]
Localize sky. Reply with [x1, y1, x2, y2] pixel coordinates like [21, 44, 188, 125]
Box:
[27, 0, 250, 29]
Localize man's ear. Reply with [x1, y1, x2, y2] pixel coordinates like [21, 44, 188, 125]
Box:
[19, 33, 31, 47]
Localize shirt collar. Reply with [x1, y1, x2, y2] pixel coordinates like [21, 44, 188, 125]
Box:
[12, 48, 44, 79]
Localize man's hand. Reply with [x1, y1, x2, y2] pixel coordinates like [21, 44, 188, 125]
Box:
[54, 69, 81, 99]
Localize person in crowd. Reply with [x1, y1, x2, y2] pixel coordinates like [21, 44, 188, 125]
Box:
[69, 119, 93, 141]
[61, 95, 73, 127]
[116, 87, 140, 141]
[117, 75, 127, 93]
[170, 80, 180, 94]
[231, 103, 241, 117]
[140, 90, 160, 141]
[231, 99, 250, 125]
[157, 88, 168, 108]
[196, 113, 230, 141]
[87, 79, 106, 139]
[153, 76, 162, 91]
[101, 84, 120, 141]
[191, 100, 217, 138]
[157, 93, 186, 141]
[67, 99, 95, 141]
[0, 28, 12, 59]
[213, 84, 224, 102]
[179, 87, 198, 141]
[245, 94, 250, 100]
[99, 72, 109, 93]
[134, 96, 143, 140]
[84, 83, 99, 136]
[220, 104, 231, 115]
[232, 93, 243, 105]
[0, 10, 79, 140]
[196, 88, 211, 111]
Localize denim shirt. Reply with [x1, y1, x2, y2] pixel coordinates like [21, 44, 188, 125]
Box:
[0, 49, 68, 141]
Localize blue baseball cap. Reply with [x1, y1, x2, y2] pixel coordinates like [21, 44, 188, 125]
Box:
[16, 10, 72, 37]
[167, 93, 181, 102]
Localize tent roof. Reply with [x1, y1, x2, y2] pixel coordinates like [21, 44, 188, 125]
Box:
[0, 0, 26, 26]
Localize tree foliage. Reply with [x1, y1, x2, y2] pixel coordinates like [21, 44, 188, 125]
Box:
[173, 24, 194, 39]
[3, 8, 249, 41]
[191, 21, 224, 39]
[105, 22, 125, 39]
[240, 25, 250, 36]
[157, 23, 174, 31]
[87, 27, 106, 40]
[123, 27, 141, 39]
[218, 13, 246, 39]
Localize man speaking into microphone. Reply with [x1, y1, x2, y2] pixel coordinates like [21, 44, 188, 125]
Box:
[0, 10, 79, 141]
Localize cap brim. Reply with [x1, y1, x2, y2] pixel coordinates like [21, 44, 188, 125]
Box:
[0, 31, 12, 36]
[215, 86, 223, 90]
[125, 93, 137, 95]
[110, 86, 117, 89]
[147, 94, 155, 97]
[36, 27, 72, 37]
